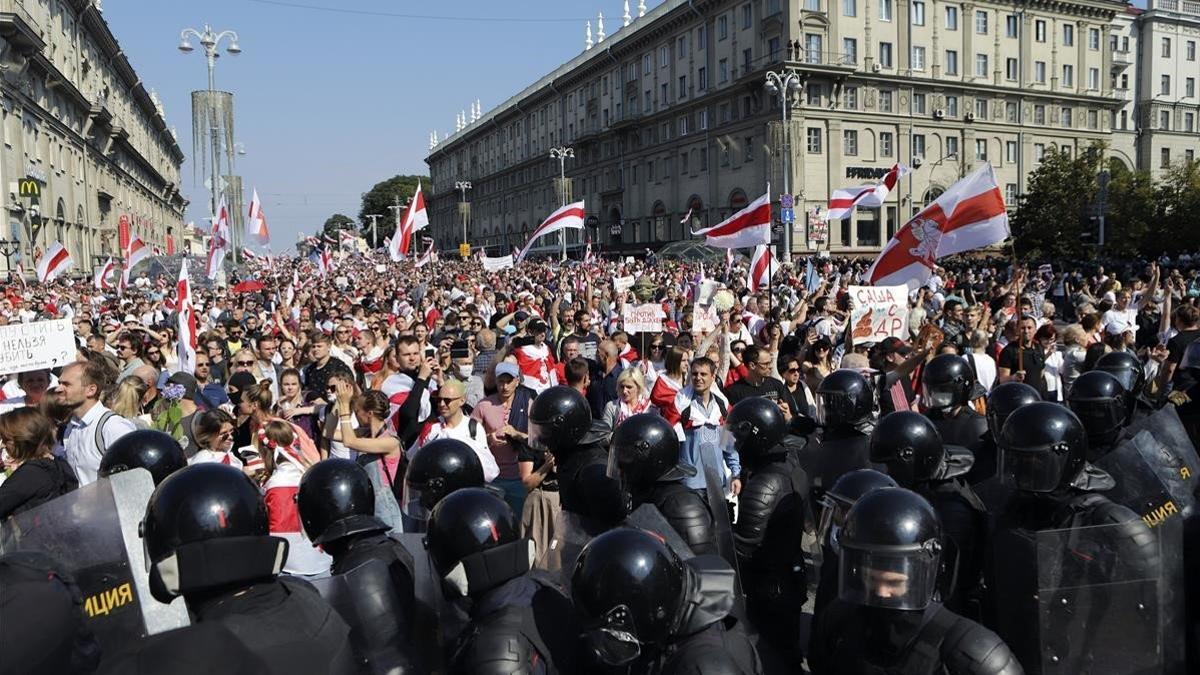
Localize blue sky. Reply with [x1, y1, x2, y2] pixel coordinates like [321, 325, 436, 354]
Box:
[104, 0, 638, 250]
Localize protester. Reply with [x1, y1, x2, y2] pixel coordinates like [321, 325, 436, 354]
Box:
[0, 408, 77, 519]
[53, 360, 136, 485]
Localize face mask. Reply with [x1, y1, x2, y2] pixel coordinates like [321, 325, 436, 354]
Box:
[457, 364, 472, 379]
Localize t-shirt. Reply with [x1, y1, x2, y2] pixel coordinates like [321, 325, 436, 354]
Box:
[471, 395, 523, 480]
[725, 376, 793, 414]
[997, 342, 1048, 399]
[1167, 328, 1200, 390]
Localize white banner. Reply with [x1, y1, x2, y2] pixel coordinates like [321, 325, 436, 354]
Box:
[622, 303, 665, 333]
[0, 319, 76, 374]
[697, 279, 721, 307]
[849, 285, 911, 345]
[613, 275, 635, 292]
[692, 302, 720, 334]
[482, 254, 514, 272]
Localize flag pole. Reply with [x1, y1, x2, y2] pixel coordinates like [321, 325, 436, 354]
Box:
[768, 181, 774, 320]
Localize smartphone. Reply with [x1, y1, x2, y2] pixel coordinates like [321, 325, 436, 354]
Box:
[424, 346, 436, 358]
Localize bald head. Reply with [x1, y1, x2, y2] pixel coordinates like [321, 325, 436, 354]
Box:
[437, 379, 466, 399]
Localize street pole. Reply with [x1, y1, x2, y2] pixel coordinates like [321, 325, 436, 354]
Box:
[387, 196, 404, 258]
[455, 181, 472, 258]
[764, 70, 800, 260]
[364, 214, 381, 250]
[550, 146, 574, 262]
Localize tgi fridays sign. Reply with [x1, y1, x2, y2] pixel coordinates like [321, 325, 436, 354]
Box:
[849, 285, 910, 345]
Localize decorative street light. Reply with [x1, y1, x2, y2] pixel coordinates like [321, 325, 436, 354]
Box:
[455, 181, 472, 255]
[549, 146, 574, 261]
[764, 70, 802, 257]
[0, 239, 18, 282]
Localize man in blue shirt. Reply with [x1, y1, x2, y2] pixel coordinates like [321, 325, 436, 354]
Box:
[678, 357, 742, 498]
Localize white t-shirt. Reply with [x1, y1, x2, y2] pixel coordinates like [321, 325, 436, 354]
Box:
[1101, 307, 1137, 334]
[407, 415, 500, 482]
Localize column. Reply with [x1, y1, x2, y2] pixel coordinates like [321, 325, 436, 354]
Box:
[963, 3, 975, 81]
[1101, 24, 1113, 97]
[1076, 20, 1087, 95]
[827, 118, 845, 248]
[899, 0, 912, 71]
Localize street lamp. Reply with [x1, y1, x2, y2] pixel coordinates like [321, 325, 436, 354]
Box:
[179, 24, 241, 260]
[455, 181, 472, 255]
[550, 146, 574, 261]
[764, 69, 802, 258]
[0, 239, 18, 282]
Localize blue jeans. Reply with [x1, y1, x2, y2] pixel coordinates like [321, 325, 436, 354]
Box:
[491, 477, 527, 518]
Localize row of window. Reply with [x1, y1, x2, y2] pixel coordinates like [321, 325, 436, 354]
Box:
[871, 40, 1103, 89]
[1162, 148, 1197, 168]
[815, 0, 1103, 46]
[1160, 37, 1198, 60]
[808, 129, 1098, 164]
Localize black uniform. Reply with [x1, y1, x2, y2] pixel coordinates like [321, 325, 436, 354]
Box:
[0, 551, 99, 675]
[556, 420, 628, 532]
[930, 408, 990, 479]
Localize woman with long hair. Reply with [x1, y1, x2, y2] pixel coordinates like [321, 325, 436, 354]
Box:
[0, 408, 77, 519]
[802, 338, 835, 392]
[275, 368, 316, 441]
[327, 383, 404, 532]
[603, 367, 653, 429]
[107, 376, 151, 429]
[190, 408, 242, 467]
[257, 419, 329, 577]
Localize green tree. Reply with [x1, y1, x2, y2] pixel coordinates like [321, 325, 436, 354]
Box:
[322, 213, 355, 239]
[1154, 160, 1200, 254]
[1010, 144, 1104, 260]
[359, 175, 429, 242]
[1102, 160, 1156, 258]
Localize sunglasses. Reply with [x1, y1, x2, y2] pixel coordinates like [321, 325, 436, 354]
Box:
[785, 367, 801, 373]
[234, 360, 255, 366]
[650, 344, 664, 350]
[432, 396, 462, 404]
[218, 430, 234, 439]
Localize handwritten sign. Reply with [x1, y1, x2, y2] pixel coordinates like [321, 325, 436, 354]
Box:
[482, 254, 513, 272]
[848, 285, 910, 345]
[0, 319, 75, 374]
[692, 303, 719, 334]
[697, 279, 720, 306]
[622, 303, 665, 333]
[613, 276, 635, 292]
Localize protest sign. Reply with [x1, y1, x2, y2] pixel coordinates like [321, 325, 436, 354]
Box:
[622, 303, 665, 333]
[0, 319, 75, 374]
[848, 285, 910, 345]
[692, 303, 720, 334]
[613, 276, 635, 292]
[482, 254, 513, 272]
[697, 279, 720, 306]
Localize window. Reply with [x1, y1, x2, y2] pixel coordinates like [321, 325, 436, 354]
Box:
[699, 148, 708, 171]
[1006, 140, 1018, 162]
[678, 75, 687, 99]
[1164, 37, 1172, 58]
[699, 109, 709, 130]
[946, 95, 959, 117]
[843, 38, 858, 63]
[1087, 109, 1098, 129]
[807, 127, 823, 153]
[879, 42, 894, 68]
[645, 89, 652, 111]
[643, 53, 652, 74]
[1162, 148, 1171, 169]
[805, 0, 820, 9]
[976, 53, 988, 77]
[805, 34, 823, 63]
[697, 25, 706, 49]
[744, 136, 754, 161]
[661, 82, 669, 106]
[1161, 110, 1171, 130]
[1162, 75, 1171, 96]
[1062, 24, 1073, 46]
[1120, 110, 1128, 129]
[880, 131, 894, 156]
[1089, 28, 1100, 50]
[975, 97, 989, 119]
[945, 50, 959, 75]
[1189, 149, 1196, 163]
[742, 2, 752, 29]
[719, 59, 729, 83]
[768, 36, 781, 60]
[913, 134, 926, 158]
[1005, 183, 1018, 204]
[1187, 113, 1196, 132]
[844, 0, 856, 17]
[678, 35, 688, 58]
[879, 0, 892, 21]
[976, 139, 988, 160]
[1061, 107, 1073, 127]
[698, 67, 708, 90]
[1121, 73, 1129, 89]
[1062, 64, 1073, 88]
[845, 86, 859, 109]
[1035, 20, 1046, 42]
[945, 6, 958, 30]
[1189, 41, 1197, 61]
[912, 46, 926, 70]
[719, 102, 731, 122]
[681, 152, 689, 174]
[1188, 78, 1196, 98]
[844, 130, 859, 155]
[717, 15, 728, 40]
[1088, 68, 1099, 90]
[1006, 14, 1018, 38]
[880, 89, 894, 112]
[975, 10, 988, 34]
[1034, 104, 1045, 124]
[660, 45, 669, 66]
[1035, 61, 1046, 83]
[742, 47, 753, 73]
[1006, 101, 1018, 122]
[1006, 57, 1018, 80]
[913, 92, 926, 114]
[807, 83, 823, 105]
[1034, 143, 1045, 161]
[647, 159, 656, 181]
[946, 135, 959, 158]
[911, 1, 925, 26]
[678, 114, 689, 135]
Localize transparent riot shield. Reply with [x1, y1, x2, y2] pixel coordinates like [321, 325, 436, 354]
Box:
[310, 558, 418, 674]
[1096, 430, 1196, 527]
[392, 532, 461, 674]
[0, 470, 189, 653]
[1120, 406, 1200, 515]
[696, 439, 740, 573]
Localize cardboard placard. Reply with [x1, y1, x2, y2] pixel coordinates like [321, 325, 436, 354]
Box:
[622, 303, 665, 333]
[482, 254, 514, 272]
[0, 319, 76, 374]
[613, 276, 635, 292]
[848, 285, 911, 345]
[692, 303, 720, 334]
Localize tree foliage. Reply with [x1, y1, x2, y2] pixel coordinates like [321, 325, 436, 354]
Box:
[358, 175, 429, 243]
[1010, 145, 1103, 261]
[322, 213, 355, 238]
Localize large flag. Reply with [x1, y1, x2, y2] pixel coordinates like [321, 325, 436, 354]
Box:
[516, 201, 586, 262]
[206, 197, 231, 280]
[747, 244, 779, 293]
[247, 188, 270, 245]
[309, 245, 333, 277]
[120, 236, 151, 293]
[827, 163, 912, 221]
[691, 191, 771, 249]
[414, 241, 435, 268]
[865, 163, 1009, 288]
[176, 260, 198, 373]
[93, 257, 115, 290]
[35, 241, 73, 283]
[391, 182, 429, 260]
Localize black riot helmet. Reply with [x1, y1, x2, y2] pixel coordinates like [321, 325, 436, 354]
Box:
[402, 438, 485, 522]
[606, 413, 695, 490]
[1066, 370, 1128, 448]
[528, 385, 592, 455]
[140, 463, 285, 603]
[920, 354, 975, 411]
[816, 369, 874, 428]
[838, 487, 942, 611]
[571, 528, 687, 665]
[1094, 350, 1145, 397]
[297, 458, 388, 545]
[868, 411, 946, 487]
[817, 469, 899, 550]
[985, 381, 1041, 438]
[997, 402, 1088, 493]
[425, 488, 530, 598]
[724, 396, 787, 459]
[98, 430, 187, 486]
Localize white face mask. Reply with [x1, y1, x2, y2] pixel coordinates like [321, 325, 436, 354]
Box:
[457, 364, 472, 379]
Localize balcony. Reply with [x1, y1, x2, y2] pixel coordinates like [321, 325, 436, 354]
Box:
[1111, 48, 1132, 71]
[1155, 0, 1200, 15]
[610, 110, 642, 131]
[0, 0, 45, 54]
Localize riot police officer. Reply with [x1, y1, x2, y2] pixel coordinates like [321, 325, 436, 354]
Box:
[297, 458, 421, 673]
[135, 463, 355, 673]
[1065, 370, 1129, 460]
[971, 382, 1042, 485]
[1094, 350, 1153, 424]
[571, 528, 763, 674]
[809, 488, 1023, 675]
[725, 397, 809, 660]
[808, 369, 878, 501]
[426, 488, 579, 674]
[0, 551, 100, 675]
[608, 413, 717, 555]
[869, 411, 987, 611]
[401, 438, 485, 532]
[813, 469, 899, 617]
[98, 429, 187, 486]
[922, 354, 989, 461]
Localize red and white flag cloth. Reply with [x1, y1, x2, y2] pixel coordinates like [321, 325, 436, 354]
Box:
[826, 163, 912, 221]
[516, 201, 586, 263]
[650, 377, 729, 441]
[35, 242, 73, 283]
[691, 191, 771, 249]
[391, 182, 429, 261]
[380, 372, 432, 431]
[339, 230, 359, 246]
[176, 259, 198, 374]
[93, 257, 115, 290]
[247, 188, 270, 245]
[120, 236, 151, 293]
[514, 343, 557, 393]
[414, 240, 435, 268]
[865, 163, 1009, 289]
[242, 248, 261, 261]
[206, 197, 231, 280]
[584, 238, 594, 264]
[747, 244, 779, 293]
[680, 207, 694, 225]
[317, 249, 333, 277]
[285, 269, 298, 306]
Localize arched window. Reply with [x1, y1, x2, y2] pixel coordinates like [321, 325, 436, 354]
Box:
[684, 195, 704, 239]
[652, 201, 668, 241]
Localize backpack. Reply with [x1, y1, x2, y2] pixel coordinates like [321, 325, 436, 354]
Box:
[93, 411, 117, 456]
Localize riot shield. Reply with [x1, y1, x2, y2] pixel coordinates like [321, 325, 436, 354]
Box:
[551, 504, 696, 589]
[696, 439, 740, 573]
[0, 469, 189, 653]
[392, 532, 462, 674]
[310, 558, 418, 674]
[1120, 406, 1200, 514]
[1096, 430, 1197, 527]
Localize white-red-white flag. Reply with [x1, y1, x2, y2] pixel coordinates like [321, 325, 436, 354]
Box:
[391, 182, 428, 261]
[206, 197, 231, 280]
[35, 242, 73, 283]
[176, 260, 198, 373]
[317, 249, 333, 277]
[119, 236, 151, 293]
[692, 191, 772, 249]
[93, 257, 115, 290]
[827, 163, 912, 221]
[516, 201, 586, 262]
[865, 163, 1009, 288]
[285, 269, 298, 306]
[680, 207, 694, 225]
[747, 244, 779, 293]
[584, 238, 594, 264]
[247, 188, 270, 245]
[414, 240, 436, 268]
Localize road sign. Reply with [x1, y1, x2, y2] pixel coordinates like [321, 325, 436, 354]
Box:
[780, 193, 794, 209]
[459, 243, 470, 258]
[780, 207, 795, 224]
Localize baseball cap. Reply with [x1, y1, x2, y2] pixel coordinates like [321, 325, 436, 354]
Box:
[494, 362, 521, 380]
[879, 336, 912, 356]
[527, 319, 548, 334]
[166, 371, 200, 401]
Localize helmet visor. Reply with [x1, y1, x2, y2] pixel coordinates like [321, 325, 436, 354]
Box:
[401, 480, 434, 520]
[819, 392, 859, 425]
[1101, 368, 1138, 393]
[816, 493, 852, 548]
[526, 420, 555, 452]
[838, 546, 940, 610]
[1070, 399, 1127, 438]
[921, 383, 958, 411]
[581, 605, 642, 666]
[998, 445, 1070, 493]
